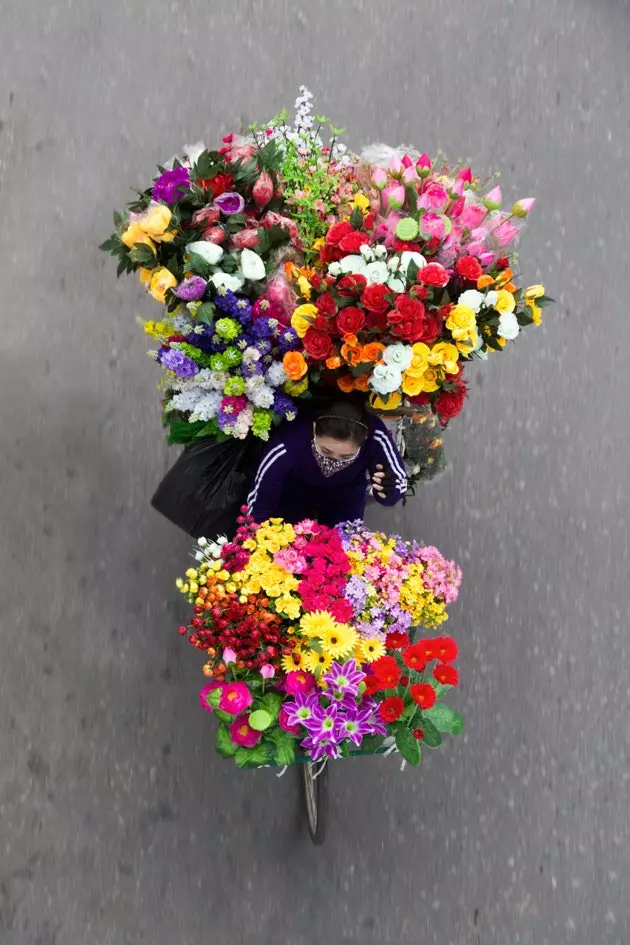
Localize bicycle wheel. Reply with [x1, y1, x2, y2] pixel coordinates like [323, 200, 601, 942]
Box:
[301, 758, 328, 845]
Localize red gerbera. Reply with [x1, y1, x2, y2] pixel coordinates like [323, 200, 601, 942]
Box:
[433, 663, 459, 686]
[402, 643, 426, 671]
[378, 696, 405, 723]
[385, 630, 409, 650]
[372, 655, 402, 689]
[363, 674, 382, 696]
[433, 636, 458, 663]
[409, 683, 437, 709]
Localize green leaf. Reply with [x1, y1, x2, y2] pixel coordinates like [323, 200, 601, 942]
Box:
[166, 419, 208, 444]
[395, 727, 421, 766]
[248, 709, 273, 732]
[537, 295, 555, 308]
[234, 745, 271, 769]
[271, 732, 296, 766]
[420, 717, 442, 748]
[192, 151, 214, 179]
[423, 702, 457, 733]
[206, 687, 222, 709]
[130, 242, 157, 265]
[216, 725, 237, 758]
[260, 692, 283, 720]
[214, 708, 236, 724]
[349, 207, 364, 229]
[406, 259, 419, 284]
[187, 252, 212, 278]
[359, 734, 385, 754]
[195, 302, 215, 325]
[516, 311, 534, 327]
[100, 235, 122, 252]
[450, 711, 464, 736]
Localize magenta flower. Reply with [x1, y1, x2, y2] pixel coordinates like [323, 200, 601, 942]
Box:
[278, 705, 302, 735]
[175, 276, 207, 301]
[214, 191, 245, 216]
[229, 714, 261, 748]
[152, 166, 190, 204]
[219, 681, 253, 715]
[199, 681, 224, 713]
[284, 670, 316, 696]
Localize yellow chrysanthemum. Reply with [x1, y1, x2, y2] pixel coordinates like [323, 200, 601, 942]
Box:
[300, 611, 337, 638]
[357, 637, 386, 663]
[275, 596, 302, 620]
[303, 649, 334, 674]
[281, 648, 307, 674]
[318, 622, 358, 659]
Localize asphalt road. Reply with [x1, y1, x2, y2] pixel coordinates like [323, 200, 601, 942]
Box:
[1, 1, 629, 943]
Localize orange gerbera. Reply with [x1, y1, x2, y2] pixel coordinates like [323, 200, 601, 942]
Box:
[283, 351, 308, 380]
[477, 274, 495, 289]
[361, 341, 386, 363]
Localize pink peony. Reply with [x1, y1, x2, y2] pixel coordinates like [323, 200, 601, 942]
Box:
[219, 681, 253, 715]
[229, 715, 261, 748]
[421, 212, 447, 239]
[418, 183, 449, 210]
[285, 671, 316, 696]
[199, 681, 224, 713]
[384, 183, 405, 210]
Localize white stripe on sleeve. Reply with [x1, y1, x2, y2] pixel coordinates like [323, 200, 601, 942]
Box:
[247, 444, 288, 508]
[373, 430, 408, 492]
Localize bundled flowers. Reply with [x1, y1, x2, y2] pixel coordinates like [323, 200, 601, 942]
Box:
[176, 511, 462, 767]
[103, 86, 552, 444]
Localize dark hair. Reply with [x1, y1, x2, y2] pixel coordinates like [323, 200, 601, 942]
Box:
[314, 396, 371, 446]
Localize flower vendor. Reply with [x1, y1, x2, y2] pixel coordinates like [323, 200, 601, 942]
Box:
[247, 398, 407, 527]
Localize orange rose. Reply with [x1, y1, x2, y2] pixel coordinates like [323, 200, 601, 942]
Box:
[326, 355, 342, 370]
[353, 374, 370, 392]
[496, 268, 514, 284]
[477, 274, 494, 289]
[337, 375, 356, 393]
[341, 342, 363, 366]
[342, 333, 359, 347]
[283, 351, 308, 381]
[361, 342, 386, 363]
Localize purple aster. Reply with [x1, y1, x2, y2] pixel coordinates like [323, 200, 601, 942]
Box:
[323, 660, 365, 699]
[283, 692, 319, 729]
[277, 327, 300, 353]
[214, 191, 245, 215]
[175, 276, 207, 301]
[159, 348, 199, 378]
[303, 703, 338, 744]
[152, 166, 190, 204]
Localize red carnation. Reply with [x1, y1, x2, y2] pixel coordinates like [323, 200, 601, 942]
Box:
[372, 655, 402, 689]
[433, 663, 459, 686]
[326, 220, 354, 246]
[409, 683, 437, 709]
[402, 644, 427, 671]
[302, 327, 333, 360]
[337, 273, 367, 297]
[394, 240, 421, 252]
[361, 283, 390, 314]
[379, 696, 405, 723]
[198, 172, 233, 197]
[455, 255, 483, 281]
[420, 262, 450, 287]
[328, 598, 354, 623]
[316, 293, 338, 317]
[435, 378, 467, 421]
[433, 636, 458, 663]
[385, 630, 409, 650]
[336, 306, 366, 335]
[338, 231, 368, 254]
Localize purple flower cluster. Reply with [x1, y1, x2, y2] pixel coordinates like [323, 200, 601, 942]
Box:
[215, 290, 252, 325]
[272, 390, 296, 419]
[250, 317, 276, 340]
[277, 327, 300, 353]
[175, 276, 207, 301]
[159, 348, 199, 378]
[152, 166, 190, 204]
[282, 660, 386, 761]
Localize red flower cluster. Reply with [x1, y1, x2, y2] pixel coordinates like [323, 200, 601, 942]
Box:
[295, 525, 352, 614]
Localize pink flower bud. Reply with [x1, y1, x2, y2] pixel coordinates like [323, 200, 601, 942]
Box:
[483, 186, 502, 210]
[252, 169, 274, 209]
[371, 166, 388, 190]
[231, 228, 260, 249]
[223, 647, 237, 665]
[512, 197, 536, 218]
[457, 167, 473, 183]
[401, 153, 414, 169]
[260, 664, 276, 679]
[417, 153, 432, 169]
[388, 153, 404, 176]
[403, 165, 418, 184]
[385, 183, 406, 210]
[451, 179, 465, 196]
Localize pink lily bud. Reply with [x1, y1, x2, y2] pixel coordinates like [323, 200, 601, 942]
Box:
[401, 153, 414, 169]
[231, 228, 260, 249]
[403, 165, 418, 184]
[388, 153, 404, 177]
[512, 197, 536, 218]
[457, 167, 473, 183]
[385, 183, 406, 210]
[483, 185, 502, 210]
[372, 166, 388, 190]
[252, 169, 274, 209]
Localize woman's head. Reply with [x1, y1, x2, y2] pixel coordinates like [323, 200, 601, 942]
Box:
[313, 398, 370, 460]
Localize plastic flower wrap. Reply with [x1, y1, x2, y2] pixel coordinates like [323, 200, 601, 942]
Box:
[176, 512, 462, 768]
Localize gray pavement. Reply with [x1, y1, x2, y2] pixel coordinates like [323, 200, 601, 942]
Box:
[1, 0, 629, 942]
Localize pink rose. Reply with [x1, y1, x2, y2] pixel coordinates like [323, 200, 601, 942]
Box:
[460, 204, 487, 230]
[219, 681, 253, 715]
[418, 183, 449, 210]
[229, 715, 261, 748]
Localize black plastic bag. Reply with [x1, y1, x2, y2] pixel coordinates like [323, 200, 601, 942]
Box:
[151, 436, 264, 539]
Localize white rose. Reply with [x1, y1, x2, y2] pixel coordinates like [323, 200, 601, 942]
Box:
[187, 241, 224, 265]
[338, 255, 368, 275]
[369, 363, 403, 395]
[387, 257, 400, 272]
[374, 245, 387, 259]
[387, 275, 406, 293]
[458, 289, 484, 313]
[485, 290, 499, 308]
[383, 343, 413, 371]
[399, 250, 427, 276]
[360, 244, 375, 261]
[328, 262, 342, 276]
[497, 311, 520, 340]
[365, 261, 389, 284]
[211, 272, 244, 292]
[240, 248, 266, 281]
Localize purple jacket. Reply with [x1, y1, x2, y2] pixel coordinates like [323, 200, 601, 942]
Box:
[247, 415, 407, 527]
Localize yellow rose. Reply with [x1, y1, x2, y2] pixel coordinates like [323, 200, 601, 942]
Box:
[402, 372, 425, 397]
[291, 303, 317, 338]
[445, 304, 476, 340]
[456, 327, 480, 357]
[149, 267, 177, 304]
[297, 276, 312, 300]
[493, 289, 516, 314]
[370, 391, 402, 411]
[420, 367, 440, 392]
[121, 221, 156, 252]
[352, 193, 371, 212]
[405, 342, 431, 377]
[526, 299, 543, 326]
[429, 341, 460, 373]
[139, 268, 153, 287]
[139, 204, 173, 238]
[525, 284, 544, 300]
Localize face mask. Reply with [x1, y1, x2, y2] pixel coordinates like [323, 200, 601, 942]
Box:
[312, 438, 360, 477]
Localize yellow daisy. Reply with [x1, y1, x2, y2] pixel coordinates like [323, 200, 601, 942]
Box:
[303, 649, 334, 674]
[281, 648, 307, 674]
[357, 637, 386, 663]
[300, 611, 337, 639]
[319, 622, 358, 659]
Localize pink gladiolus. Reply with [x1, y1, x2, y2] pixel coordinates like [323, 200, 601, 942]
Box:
[252, 169, 274, 209]
[229, 715, 261, 748]
[223, 647, 237, 665]
[457, 167, 473, 183]
[385, 183, 406, 210]
[512, 197, 536, 218]
[219, 681, 253, 715]
[260, 664, 276, 680]
[483, 185, 502, 210]
[371, 166, 388, 190]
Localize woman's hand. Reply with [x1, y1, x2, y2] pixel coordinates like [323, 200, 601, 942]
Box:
[372, 463, 393, 499]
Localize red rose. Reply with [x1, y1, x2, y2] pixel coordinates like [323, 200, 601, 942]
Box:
[337, 273, 367, 297]
[336, 306, 366, 335]
[496, 256, 510, 269]
[425, 237, 441, 254]
[435, 378, 467, 421]
[387, 312, 424, 342]
[456, 255, 483, 281]
[313, 315, 329, 331]
[402, 644, 427, 671]
[394, 240, 420, 252]
[302, 327, 333, 360]
[420, 262, 450, 287]
[385, 630, 409, 649]
[415, 312, 443, 345]
[361, 284, 390, 314]
[396, 295, 425, 319]
[379, 696, 405, 723]
[433, 636, 458, 663]
[310, 273, 324, 291]
[409, 284, 428, 301]
[316, 293, 338, 317]
[438, 303, 454, 321]
[409, 683, 437, 709]
[367, 310, 389, 331]
[372, 655, 402, 689]
[433, 663, 459, 686]
[326, 220, 354, 246]
[198, 172, 233, 197]
[338, 231, 368, 254]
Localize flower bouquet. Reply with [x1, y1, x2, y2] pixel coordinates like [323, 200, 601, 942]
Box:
[176, 511, 462, 768]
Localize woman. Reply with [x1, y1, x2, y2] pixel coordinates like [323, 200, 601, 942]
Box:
[247, 398, 407, 527]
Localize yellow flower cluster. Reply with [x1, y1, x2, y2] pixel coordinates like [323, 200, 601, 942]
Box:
[402, 341, 460, 397]
[288, 610, 385, 682]
[398, 563, 447, 628]
[230, 520, 303, 619]
[445, 304, 480, 354]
